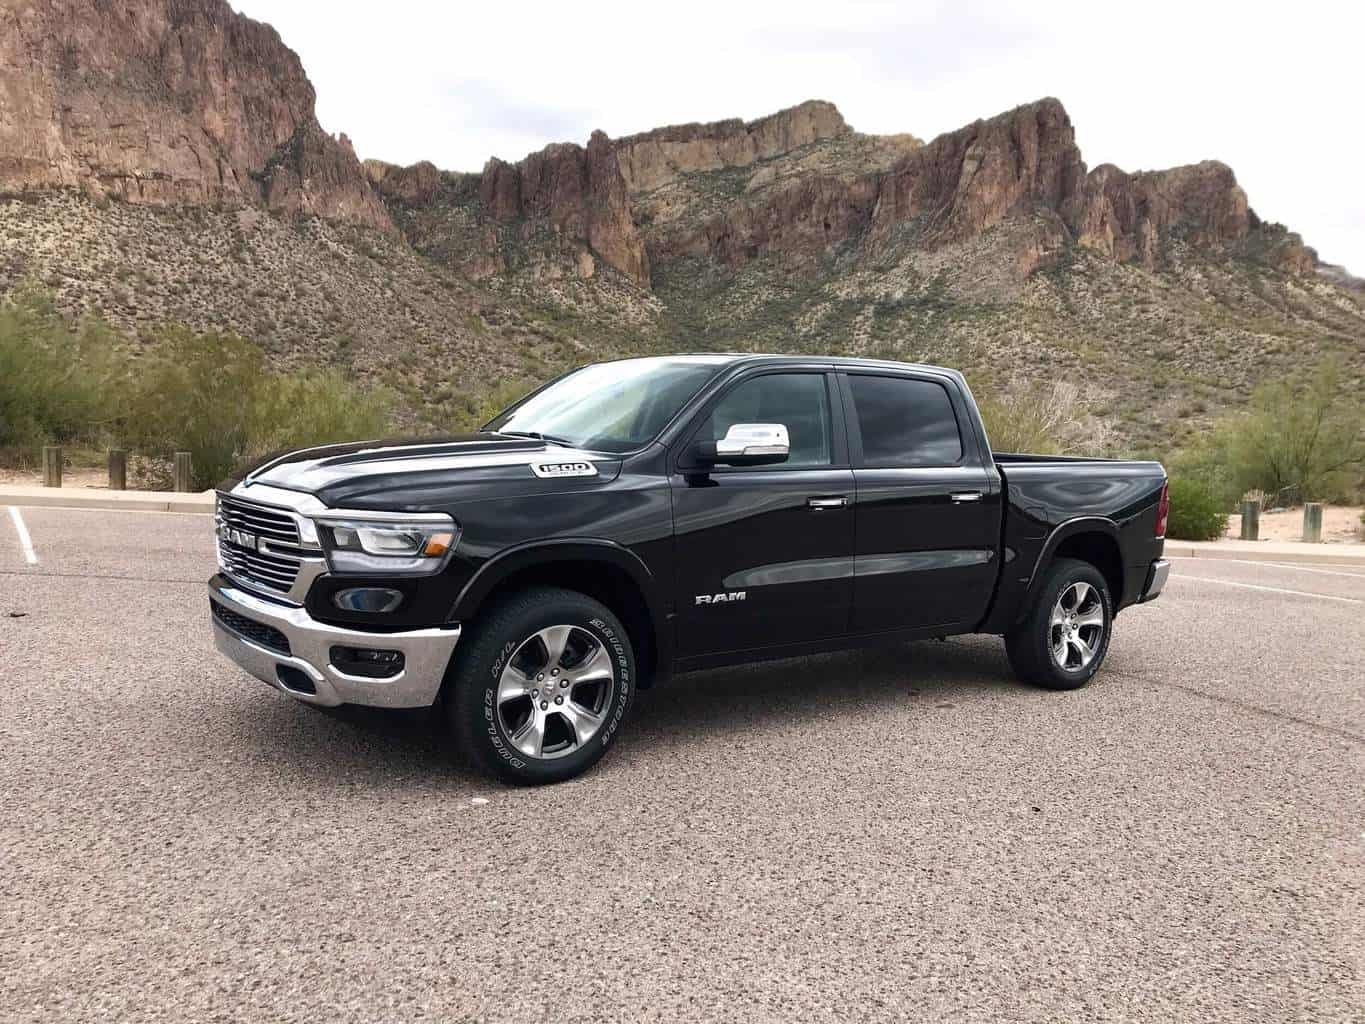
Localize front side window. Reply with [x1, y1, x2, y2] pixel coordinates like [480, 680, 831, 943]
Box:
[700, 373, 832, 468]
[849, 375, 963, 467]
[485, 357, 729, 454]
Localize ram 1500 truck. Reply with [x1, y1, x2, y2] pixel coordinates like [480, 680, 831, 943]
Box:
[209, 355, 1169, 784]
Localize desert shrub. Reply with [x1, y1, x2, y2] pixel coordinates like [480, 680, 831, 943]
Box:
[972, 378, 1114, 455]
[1204, 359, 1364, 504]
[125, 328, 395, 488]
[1165, 477, 1229, 541]
[122, 325, 264, 488]
[250, 368, 393, 457]
[0, 287, 126, 447]
[448, 378, 538, 433]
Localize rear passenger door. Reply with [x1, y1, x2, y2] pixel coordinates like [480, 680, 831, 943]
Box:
[840, 371, 1000, 634]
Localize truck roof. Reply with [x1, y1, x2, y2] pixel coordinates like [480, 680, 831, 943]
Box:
[612, 352, 967, 381]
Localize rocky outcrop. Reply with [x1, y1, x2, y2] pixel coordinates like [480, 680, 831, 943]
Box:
[1068, 161, 1315, 273]
[0, 0, 392, 231]
[473, 132, 649, 286]
[872, 98, 1086, 243]
[653, 98, 1316, 278]
[613, 100, 850, 192]
[364, 159, 442, 206]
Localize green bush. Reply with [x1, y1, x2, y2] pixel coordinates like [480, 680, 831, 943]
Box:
[1202, 358, 1364, 505]
[125, 327, 394, 489]
[0, 287, 125, 448]
[1165, 477, 1228, 541]
[123, 325, 264, 488]
[1, 289, 395, 489]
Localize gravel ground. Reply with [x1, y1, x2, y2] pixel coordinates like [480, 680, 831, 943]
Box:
[1, 506, 1361, 1023]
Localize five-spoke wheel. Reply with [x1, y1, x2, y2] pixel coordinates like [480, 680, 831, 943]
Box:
[1048, 580, 1106, 671]
[496, 625, 615, 760]
[446, 585, 635, 785]
[1005, 558, 1112, 690]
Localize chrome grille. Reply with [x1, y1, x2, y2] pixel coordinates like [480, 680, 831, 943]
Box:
[216, 494, 316, 597]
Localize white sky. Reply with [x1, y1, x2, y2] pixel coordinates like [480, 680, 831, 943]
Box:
[233, 0, 1364, 274]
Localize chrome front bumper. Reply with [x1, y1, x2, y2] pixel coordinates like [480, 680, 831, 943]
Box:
[208, 575, 461, 708]
[1140, 558, 1170, 603]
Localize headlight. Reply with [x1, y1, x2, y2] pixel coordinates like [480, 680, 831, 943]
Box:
[313, 513, 458, 576]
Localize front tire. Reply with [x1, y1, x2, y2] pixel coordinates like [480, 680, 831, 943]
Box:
[446, 586, 635, 785]
[1005, 558, 1113, 690]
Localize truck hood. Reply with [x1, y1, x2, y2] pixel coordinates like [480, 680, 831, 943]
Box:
[229, 433, 622, 510]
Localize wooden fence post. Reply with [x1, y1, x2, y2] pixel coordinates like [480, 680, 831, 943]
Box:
[108, 449, 127, 491]
[42, 446, 62, 488]
[1302, 502, 1323, 543]
[1239, 500, 1260, 541]
[173, 451, 193, 493]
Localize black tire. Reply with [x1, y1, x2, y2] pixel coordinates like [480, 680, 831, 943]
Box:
[1004, 557, 1113, 690]
[445, 585, 635, 785]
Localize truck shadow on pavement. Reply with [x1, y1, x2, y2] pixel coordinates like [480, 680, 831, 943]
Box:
[220, 635, 1024, 786]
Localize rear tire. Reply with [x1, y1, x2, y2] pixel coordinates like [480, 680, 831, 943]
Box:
[1005, 558, 1112, 690]
[446, 586, 634, 785]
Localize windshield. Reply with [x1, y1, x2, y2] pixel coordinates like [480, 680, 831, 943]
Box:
[484, 357, 731, 454]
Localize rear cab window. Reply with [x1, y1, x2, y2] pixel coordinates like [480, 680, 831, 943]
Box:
[846, 375, 963, 467]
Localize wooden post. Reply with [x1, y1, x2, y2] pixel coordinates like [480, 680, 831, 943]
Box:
[173, 451, 193, 493]
[1302, 502, 1323, 543]
[42, 446, 62, 488]
[1239, 500, 1260, 541]
[108, 449, 127, 491]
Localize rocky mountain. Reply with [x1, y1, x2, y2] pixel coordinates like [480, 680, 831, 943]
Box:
[1, 0, 1361, 452]
[0, 0, 390, 230]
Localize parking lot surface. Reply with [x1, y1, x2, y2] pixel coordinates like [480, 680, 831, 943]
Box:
[1, 505, 1361, 1022]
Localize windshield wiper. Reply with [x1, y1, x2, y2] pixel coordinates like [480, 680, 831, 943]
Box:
[495, 430, 578, 448]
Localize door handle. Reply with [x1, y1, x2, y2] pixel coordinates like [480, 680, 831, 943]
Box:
[807, 496, 849, 510]
[950, 491, 983, 503]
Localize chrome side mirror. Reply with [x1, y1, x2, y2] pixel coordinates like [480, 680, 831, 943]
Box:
[693, 423, 790, 467]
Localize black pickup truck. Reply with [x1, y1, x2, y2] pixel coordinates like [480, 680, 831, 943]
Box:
[209, 355, 1169, 784]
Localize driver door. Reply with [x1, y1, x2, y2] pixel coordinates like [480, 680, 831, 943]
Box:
[670, 370, 855, 659]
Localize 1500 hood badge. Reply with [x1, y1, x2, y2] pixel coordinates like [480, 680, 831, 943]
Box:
[531, 461, 597, 479]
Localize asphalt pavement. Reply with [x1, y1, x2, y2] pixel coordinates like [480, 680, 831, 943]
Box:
[1, 505, 1361, 1022]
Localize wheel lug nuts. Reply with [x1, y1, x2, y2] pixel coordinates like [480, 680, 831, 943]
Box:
[555, 696, 563, 705]
[532, 689, 539, 698]
[540, 701, 548, 710]
[536, 673, 544, 681]
[551, 668, 559, 676]
[560, 679, 569, 688]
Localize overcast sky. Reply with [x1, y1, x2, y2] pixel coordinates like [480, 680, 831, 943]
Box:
[234, 0, 1364, 273]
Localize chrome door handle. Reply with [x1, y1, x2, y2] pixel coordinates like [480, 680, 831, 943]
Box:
[807, 496, 849, 510]
[950, 492, 983, 503]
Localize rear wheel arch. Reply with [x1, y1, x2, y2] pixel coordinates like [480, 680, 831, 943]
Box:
[1019, 519, 1124, 623]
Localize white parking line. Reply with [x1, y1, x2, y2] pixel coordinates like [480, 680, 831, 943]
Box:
[1171, 573, 1361, 604]
[7, 506, 39, 564]
[1169, 556, 1365, 579]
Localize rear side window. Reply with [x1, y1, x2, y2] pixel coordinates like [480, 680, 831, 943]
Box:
[848, 375, 963, 467]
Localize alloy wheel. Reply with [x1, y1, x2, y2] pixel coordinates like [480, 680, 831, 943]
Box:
[1049, 581, 1105, 671]
[495, 624, 614, 760]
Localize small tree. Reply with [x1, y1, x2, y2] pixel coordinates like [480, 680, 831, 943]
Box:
[973, 378, 1114, 455]
[1213, 359, 1364, 504]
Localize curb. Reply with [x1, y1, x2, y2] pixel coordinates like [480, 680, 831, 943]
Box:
[0, 489, 215, 514]
[1164, 541, 1365, 568]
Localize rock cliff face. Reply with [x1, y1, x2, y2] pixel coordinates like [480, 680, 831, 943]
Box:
[653, 98, 1314, 276]
[0, 0, 391, 231]
[612, 100, 850, 192]
[473, 131, 649, 286]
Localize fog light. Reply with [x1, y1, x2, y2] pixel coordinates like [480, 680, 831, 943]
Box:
[332, 587, 403, 613]
[330, 646, 406, 679]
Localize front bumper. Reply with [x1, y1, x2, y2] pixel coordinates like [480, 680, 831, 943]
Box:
[1139, 558, 1170, 603]
[208, 574, 461, 708]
